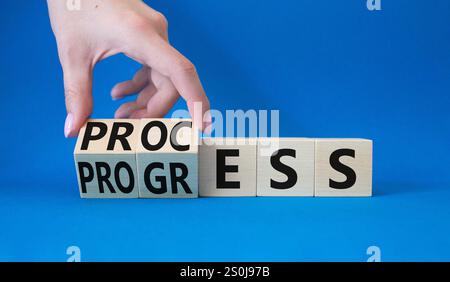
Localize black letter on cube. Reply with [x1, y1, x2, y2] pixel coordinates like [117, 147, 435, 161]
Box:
[81, 122, 108, 150]
[270, 148, 298, 189]
[107, 122, 135, 151]
[78, 162, 94, 194]
[216, 149, 240, 189]
[329, 148, 357, 189]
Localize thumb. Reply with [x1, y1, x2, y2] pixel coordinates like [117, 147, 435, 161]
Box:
[62, 62, 93, 138]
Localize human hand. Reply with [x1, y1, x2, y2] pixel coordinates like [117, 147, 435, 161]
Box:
[47, 0, 210, 137]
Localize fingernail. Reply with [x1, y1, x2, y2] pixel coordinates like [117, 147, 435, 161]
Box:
[64, 113, 74, 138]
[115, 112, 126, 119]
[204, 110, 212, 123]
[115, 109, 131, 119]
[203, 120, 212, 135]
[111, 95, 122, 101]
[203, 111, 212, 134]
[204, 124, 212, 135]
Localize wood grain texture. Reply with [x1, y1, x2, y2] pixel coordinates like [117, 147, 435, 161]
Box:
[257, 138, 315, 196]
[199, 138, 257, 197]
[136, 119, 198, 198]
[314, 139, 372, 197]
[74, 119, 140, 198]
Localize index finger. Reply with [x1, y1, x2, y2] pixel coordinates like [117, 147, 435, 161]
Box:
[127, 35, 211, 131]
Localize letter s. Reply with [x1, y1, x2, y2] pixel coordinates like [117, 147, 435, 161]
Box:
[329, 148, 357, 189]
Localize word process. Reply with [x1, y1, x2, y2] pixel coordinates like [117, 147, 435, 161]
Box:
[74, 119, 372, 198]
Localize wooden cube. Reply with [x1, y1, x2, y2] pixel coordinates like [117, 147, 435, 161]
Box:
[74, 119, 140, 198]
[257, 138, 315, 196]
[136, 119, 198, 198]
[199, 138, 257, 197]
[315, 139, 372, 197]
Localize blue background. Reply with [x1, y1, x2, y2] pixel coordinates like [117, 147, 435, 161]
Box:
[1, 0, 449, 261]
